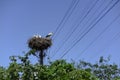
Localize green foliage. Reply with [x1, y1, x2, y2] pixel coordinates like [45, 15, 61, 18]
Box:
[0, 52, 97, 80]
[77, 56, 120, 80]
[0, 66, 6, 80]
[1, 50, 120, 80]
[47, 60, 97, 80]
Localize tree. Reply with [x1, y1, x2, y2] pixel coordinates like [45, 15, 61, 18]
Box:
[0, 66, 6, 80]
[0, 51, 98, 80]
[77, 56, 120, 80]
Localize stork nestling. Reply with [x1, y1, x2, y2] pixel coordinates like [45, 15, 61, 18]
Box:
[33, 34, 41, 38]
[46, 32, 53, 38]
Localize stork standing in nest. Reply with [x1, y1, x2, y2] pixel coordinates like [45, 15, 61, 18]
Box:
[46, 32, 53, 38]
[28, 32, 53, 65]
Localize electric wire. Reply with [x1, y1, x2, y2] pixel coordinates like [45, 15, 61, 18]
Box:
[52, 0, 112, 59]
[88, 17, 120, 61]
[52, 0, 99, 58]
[53, 0, 80, 40]
[71, 0, 114, 45]
[60, 0, 120, 59]
[49, 0, 79, 57]
[58, 0, 114, 58]
[89, 28, 120, 62]
[76, 12, 120, 59]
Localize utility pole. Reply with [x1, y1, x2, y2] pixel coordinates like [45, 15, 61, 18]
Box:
[39, 50, 44, 65]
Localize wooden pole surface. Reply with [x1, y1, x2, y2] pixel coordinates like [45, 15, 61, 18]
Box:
[39, 50, 44, 65]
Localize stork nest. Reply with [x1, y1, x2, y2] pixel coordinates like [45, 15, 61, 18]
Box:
[28, 37, 52, 51]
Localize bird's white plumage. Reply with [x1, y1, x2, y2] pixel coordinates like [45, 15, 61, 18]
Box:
[46, 32, 53, 38]
[33, 34, 41, 38]
[48, 32, 53, 36]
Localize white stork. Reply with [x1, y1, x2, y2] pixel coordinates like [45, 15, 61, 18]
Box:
[46, 32, 53, 38]
[33, 34, 41, 38]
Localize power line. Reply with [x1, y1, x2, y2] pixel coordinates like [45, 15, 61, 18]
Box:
[59, 0, 113, 58]
[53, 0, 80, 40]
[52, 0, 112, 59]
[53, 0, 99, 57]
[48, 0, 79, 58]
[53, 0, 113, 57]
[71, 0, 113, 45]
[60, 0, 120, 59]
[59, 0, 115, 59]
[76, 12, 120, 59]
[89, 26, 120, 62]
[50, 0, 80, 58]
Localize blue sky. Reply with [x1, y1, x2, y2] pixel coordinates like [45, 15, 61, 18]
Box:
[0, 0, 120, 67]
